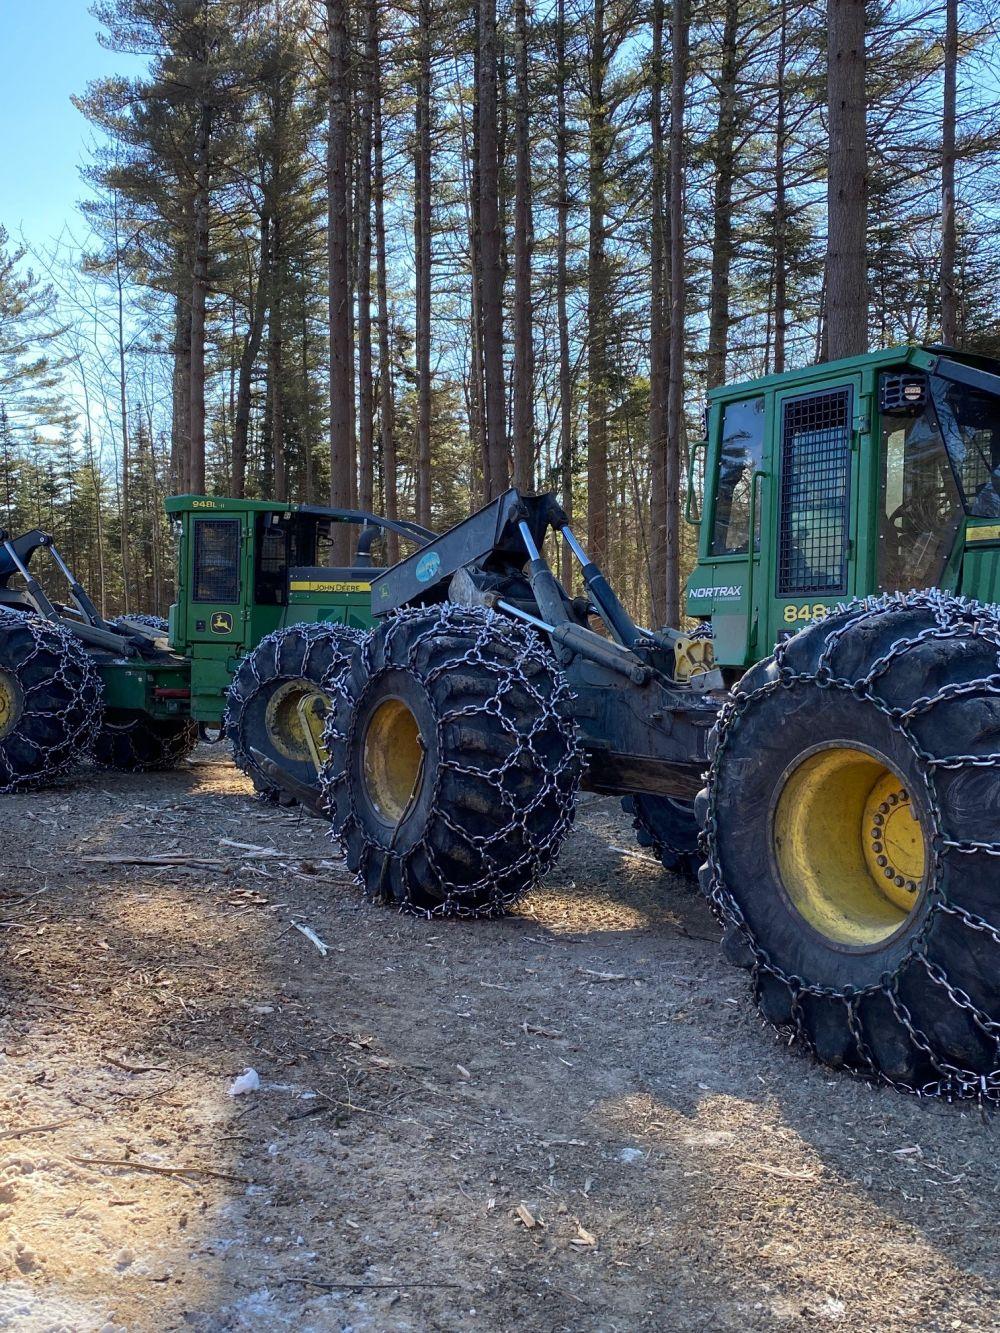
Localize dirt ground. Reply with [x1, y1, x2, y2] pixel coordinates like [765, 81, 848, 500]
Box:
[0, 746, 998, 1333]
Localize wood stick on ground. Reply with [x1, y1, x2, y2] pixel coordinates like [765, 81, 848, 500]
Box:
[284, 1276, 462, 1290]
[0, 1119, 77, 1141]
[69, 1155, 252, 1184]
[105, 1055, 169, 1074]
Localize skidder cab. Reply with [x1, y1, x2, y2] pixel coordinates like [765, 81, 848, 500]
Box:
[166, 496, 431, 801]
[686, 344, 1000, 666]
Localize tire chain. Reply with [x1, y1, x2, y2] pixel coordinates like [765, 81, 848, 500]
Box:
[321, 603, 583, 918]
[0, 606, 103, 792]
[622, 796, 697, 873]
[113, 614, 168, 633]
[224, 620, 365, 799]
[95, 714, 198, 771]
[699, 588, 1000, 1107]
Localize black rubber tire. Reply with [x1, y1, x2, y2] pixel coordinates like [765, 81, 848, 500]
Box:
[225, 620, 364, 802]
[321, 605, 583, 917]
[0, 609, 103, 791]
[94, 710, 198, 772]
[621, 794, 699, 877]
[698, 591, 1000, 1099]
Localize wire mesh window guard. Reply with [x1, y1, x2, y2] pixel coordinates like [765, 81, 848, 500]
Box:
[193, 519, 241, 603]
[778, 388, 852, 596]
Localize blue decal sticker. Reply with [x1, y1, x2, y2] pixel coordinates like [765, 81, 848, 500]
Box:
[415, 551, 441, 584]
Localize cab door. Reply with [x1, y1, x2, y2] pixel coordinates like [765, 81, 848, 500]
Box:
[185, 512, 250, 648]
[763, 376, 864, 652]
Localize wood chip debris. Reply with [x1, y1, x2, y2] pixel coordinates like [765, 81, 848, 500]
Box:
[219, 839, 283, 856]
[516, 1203, 543, 1229]
[748, 1162, 818, 1182]
[293, 923, 329, 956]
[606, 844, 664, 867]
[570, 1223, 597, 1249]
[522, 1022, 563, 1039]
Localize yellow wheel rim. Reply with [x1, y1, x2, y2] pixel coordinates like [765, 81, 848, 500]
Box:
[362, 697, 424, 823]
[265, 679, 329, 764]
[772, 745, 926, 947]
[0, 670, 20, 739]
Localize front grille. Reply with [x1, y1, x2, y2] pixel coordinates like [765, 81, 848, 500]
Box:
[778, 388, 852, 596]
[193, 519, 241, 603]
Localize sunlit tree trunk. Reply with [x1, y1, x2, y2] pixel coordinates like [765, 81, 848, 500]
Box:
[327, 0, 353, 544]
[665, 0, 689, 627]
[586, 0, 608, 567]
[941, 0, 958, 345]
[478, 0, 508, 498]
[825, 0, 868, 359]
[511, 0, 534, 490]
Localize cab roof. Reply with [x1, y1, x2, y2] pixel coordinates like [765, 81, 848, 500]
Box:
[707, 344, 1000, 405]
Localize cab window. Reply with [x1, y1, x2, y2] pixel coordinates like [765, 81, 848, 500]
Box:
[930, 377, 1000, 516]
[878, 397, 962, 593]
[711, 397, 765, 556]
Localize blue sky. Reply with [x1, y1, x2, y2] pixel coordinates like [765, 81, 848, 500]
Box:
[1, 2, 144, 246]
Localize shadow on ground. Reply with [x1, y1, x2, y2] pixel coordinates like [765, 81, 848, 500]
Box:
[0, 753, 996, 1331]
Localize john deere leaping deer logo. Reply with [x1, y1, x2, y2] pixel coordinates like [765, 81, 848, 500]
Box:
[211, 611, 234, 634]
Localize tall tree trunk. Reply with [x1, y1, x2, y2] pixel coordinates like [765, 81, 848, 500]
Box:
[648, 0, 668, 623]
[112, 191, 131, 612]
[269, 216, 286, 502]
[665, 0, 689, 627]
[467, 42, 489, 498]
[941, 0, 958, 345]
[171, 275, 191, 497]
[825, 0, 868, 360]
[189, 102, 212, 495]
[232, 211, 271, 499]
[414, 0, 433, 527]
[478, 0, 508, 498]
[511, 0, 534, 490]
[347, 129, 358, 509]
[356, 0, 376, 512]
[328, 0, 353, 543]
[705, 0, 739, 391]
[773, 0, 788, 374]
[586, 0, 608, 567]
[555, 0, 573, 590]
[373, 38, 398, 562]
[302, 293, 314, 503]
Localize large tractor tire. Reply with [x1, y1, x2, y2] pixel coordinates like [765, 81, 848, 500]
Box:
[94, 711, 198, 772]
[621, 794, 699, 877]
[699, 590, 1000, 1101]
[0, 609, 102, 791]
[321, 605, 583, 917]
[225, 620, 363, 802]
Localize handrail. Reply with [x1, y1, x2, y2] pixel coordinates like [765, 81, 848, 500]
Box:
[685, 441, 705, 525]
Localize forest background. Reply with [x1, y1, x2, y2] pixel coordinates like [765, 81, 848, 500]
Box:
[0, 0, 996, 622]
